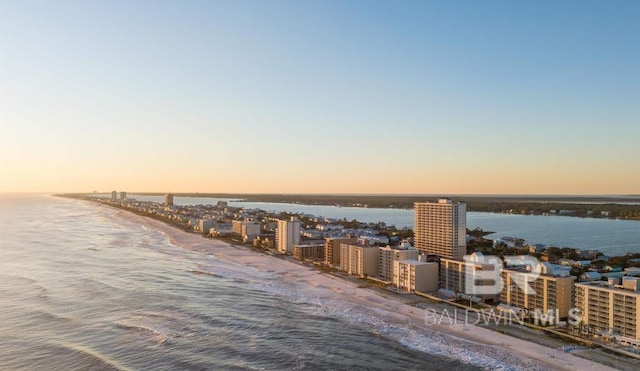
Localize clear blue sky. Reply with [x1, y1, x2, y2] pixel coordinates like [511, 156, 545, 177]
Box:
[1, 1, 638, 194]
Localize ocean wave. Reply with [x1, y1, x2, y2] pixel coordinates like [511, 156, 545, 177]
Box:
[0, 274, 49, 300]
[29, 309, 75, 324]
[45, 340, 128, 371]
[91, 204, 543, 369]
[240, 278, 536, 370]
[74, 275, 138, 296]
[187, 262, 274, 284]
[114, 321, 169, 345]
[134, 310, 186, 322]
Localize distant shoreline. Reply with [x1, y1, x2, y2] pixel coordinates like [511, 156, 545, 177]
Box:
[65, 192, 640, 222]
[92, 192, 640, 203]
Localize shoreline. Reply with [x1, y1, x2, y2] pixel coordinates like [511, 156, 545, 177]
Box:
[67, 193, 640, 222]
[92, 200, 617, 370]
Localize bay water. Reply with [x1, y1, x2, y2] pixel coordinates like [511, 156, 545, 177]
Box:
[130, 195, 640, 256]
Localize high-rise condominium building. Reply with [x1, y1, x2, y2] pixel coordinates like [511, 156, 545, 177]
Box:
[276, 217, 301, 254]
[324, 237, 357, 266]
[339, 243, 379, 278]
[414, 198, 466, 259]
[439, 253, 500, 303]
[393, 260, 438, 293]
[378, 243, 418, 282]
[501, 265, 576, 319]
[164, 194, 174, 206]
[575, 278, 640, 345]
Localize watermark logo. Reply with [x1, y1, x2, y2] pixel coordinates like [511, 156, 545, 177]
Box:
[463, 254, 541, 296]
[424, 307, 582, 327]
[532, 308, 582, 326]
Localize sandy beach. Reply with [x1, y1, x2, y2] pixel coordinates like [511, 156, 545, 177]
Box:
[112, 208, 616, 371]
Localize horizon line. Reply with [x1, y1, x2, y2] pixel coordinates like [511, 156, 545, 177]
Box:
[12, 191, 639, 198]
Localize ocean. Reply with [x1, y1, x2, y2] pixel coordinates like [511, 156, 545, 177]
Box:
[0, 195, 488, 370]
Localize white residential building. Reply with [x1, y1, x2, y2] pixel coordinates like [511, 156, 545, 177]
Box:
[276, 217, 301, 254]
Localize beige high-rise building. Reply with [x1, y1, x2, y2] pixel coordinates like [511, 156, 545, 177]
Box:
[324, 237, 356, 266]
[501, 266, 576, 319]
[414, 198, 466, 259]
[276, 217, 301, 254]
[378, 244, 418, 282]
[164, 194, 174, 206]
[339, 244, 379, 278]
[575, 278, 640, 344]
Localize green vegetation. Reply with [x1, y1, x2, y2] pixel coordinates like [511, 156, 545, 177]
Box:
[467, 228, 495, 238]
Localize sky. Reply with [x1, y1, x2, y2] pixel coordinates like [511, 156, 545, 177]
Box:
[1, 0, 638, 195]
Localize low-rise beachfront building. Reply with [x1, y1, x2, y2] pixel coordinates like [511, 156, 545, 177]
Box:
[232, 220, 243, 235]
[358, 235, 390, 246]
[241, 222, 261, 243]
[301, 229, 323, 239]
[293, 241, 325, 261]
[198, 219, 214, 233]
[439, 253, 500, 303]
[378, 242, 418, 282]
[209, 226, 232, 237]
[393, 260, 438, 293]
[625, 267, 640, 277]
[575, 278, 640, 346]
[232, 220, 262, 239]
[339, 244, 379, 278]
[324, 237, 356, 266]
[501, 263, 576, 320]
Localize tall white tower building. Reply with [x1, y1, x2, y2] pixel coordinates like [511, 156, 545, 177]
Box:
[414, 198, 466, 259]
[276, 217, 301, 254]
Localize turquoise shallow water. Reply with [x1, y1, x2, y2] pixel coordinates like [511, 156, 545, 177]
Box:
[0, 195, 481, 370]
